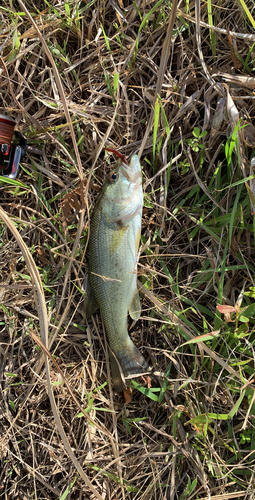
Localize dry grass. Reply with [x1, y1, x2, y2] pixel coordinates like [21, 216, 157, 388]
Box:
[1, 0, 255, 498]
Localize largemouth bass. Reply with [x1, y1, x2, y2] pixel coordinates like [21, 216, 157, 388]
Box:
[85, 154, 152, 391]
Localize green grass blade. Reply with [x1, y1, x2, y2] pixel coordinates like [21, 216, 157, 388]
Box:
[238, 0, 255, 29]
[134, 0, 165, 59]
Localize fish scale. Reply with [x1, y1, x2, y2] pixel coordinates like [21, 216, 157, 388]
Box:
[89, 209, 139, 352]
[85, 155, 153, 391]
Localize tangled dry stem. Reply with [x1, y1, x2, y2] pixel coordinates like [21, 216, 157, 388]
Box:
[0, 0, 255, 499]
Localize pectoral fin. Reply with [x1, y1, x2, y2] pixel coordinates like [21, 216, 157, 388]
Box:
[129, 288, 141, 321]
[83, 275, 99, 318]
[110, 225, 128, 254]
[136, 227, 141, 254]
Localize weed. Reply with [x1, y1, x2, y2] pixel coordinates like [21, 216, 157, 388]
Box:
[1, 0, 255, 498]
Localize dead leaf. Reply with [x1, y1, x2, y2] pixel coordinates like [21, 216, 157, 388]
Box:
[227, 27, 242, 69]
[217, 305, 236, 314]
[124, 387, 132, 404]
[36, 246, 49, 265]
[213, 73, 255, 90]
[59, 181, 87, 235]
[241, 120, 255, 148]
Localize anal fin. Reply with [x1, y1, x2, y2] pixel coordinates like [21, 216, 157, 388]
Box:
[129, 288, 141, 321]
[83, 275, 99, 318]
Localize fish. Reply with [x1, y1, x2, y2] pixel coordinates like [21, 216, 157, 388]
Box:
[84, 153, 152, 391]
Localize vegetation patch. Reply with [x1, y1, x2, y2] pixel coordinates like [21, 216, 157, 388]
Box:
[0, 0, 255, 498]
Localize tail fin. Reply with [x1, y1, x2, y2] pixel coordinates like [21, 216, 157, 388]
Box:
[109, 344, 155, 392]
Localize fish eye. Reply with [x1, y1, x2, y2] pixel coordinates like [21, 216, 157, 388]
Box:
[109, 172, 118, 182]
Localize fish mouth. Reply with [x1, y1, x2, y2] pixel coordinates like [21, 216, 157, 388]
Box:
[121, 155, 142, 185]
[104, 154, 143, 223]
